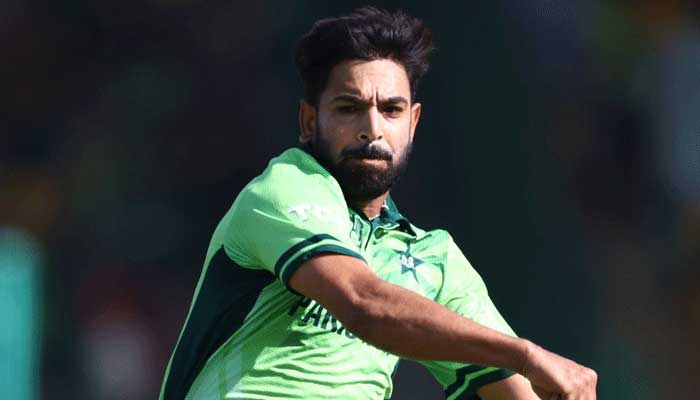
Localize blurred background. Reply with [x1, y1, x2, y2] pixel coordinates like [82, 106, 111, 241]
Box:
[1, 0, 698, 398]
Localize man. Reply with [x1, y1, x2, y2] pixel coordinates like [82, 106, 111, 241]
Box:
[161, 7, 597, 400]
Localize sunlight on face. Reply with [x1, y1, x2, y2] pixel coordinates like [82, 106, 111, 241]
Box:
[317, 59, 416, 164]
[308, 59, 421, 202]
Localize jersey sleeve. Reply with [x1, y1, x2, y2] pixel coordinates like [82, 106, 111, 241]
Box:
[221, 156, 365, 288]
[420, 236, 517, 399]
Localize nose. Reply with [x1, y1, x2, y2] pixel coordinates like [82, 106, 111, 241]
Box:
[357, 107, 383, 143]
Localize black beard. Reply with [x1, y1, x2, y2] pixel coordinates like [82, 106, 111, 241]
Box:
[311, 126, 412, 204]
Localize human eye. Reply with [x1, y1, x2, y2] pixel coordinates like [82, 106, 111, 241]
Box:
[337, 104, 359, 114]
[383, 105, 404, 117]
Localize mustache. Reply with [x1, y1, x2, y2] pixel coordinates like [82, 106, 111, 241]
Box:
[341, 145, 393, 161]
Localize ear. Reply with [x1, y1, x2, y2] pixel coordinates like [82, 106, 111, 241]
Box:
[298, 100, 317, 144]
[408, 102, 422, 143]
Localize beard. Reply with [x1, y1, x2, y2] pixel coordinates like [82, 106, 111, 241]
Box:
[311, 123, 413, 204]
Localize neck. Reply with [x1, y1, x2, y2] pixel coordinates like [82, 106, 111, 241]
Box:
[349, 192, 389, 220]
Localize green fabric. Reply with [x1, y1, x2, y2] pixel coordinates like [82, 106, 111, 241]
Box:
[160, 248, 274, 399]
[161, 148, 516, 400]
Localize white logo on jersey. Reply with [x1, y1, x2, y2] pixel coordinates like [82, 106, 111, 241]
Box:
[288, 204, 341, 224]
[288, 204, 312, 221]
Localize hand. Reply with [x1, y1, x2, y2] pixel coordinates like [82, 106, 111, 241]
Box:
[520, 340, 597, 400]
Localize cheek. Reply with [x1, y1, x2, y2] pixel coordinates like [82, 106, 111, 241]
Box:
[323, 121, 355, 147]
[385, 120, 413, 151]
[316, 120, 348, 159]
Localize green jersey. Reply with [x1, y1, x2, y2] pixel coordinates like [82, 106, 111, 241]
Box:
[160, 147, 516, 399]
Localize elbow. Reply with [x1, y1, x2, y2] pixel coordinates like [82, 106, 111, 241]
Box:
[337, 280, 389, 340]
[340, 304, 373, 338]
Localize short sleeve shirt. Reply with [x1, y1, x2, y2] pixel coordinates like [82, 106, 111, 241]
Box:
[160, 148, 516, 400]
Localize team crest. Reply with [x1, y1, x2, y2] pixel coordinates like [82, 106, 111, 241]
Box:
[397, 243, 423, 281]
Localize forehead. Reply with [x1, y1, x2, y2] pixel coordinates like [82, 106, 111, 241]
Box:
[322, 59, 411, 102]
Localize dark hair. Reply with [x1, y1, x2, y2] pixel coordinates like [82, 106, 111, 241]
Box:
[294, 6, 433, 106]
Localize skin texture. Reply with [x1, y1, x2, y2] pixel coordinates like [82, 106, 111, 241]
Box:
[293, 59, 597, 400]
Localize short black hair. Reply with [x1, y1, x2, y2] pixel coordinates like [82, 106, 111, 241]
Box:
[294, 6, 433, 106]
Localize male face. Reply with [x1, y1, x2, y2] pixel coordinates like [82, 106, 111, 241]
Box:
[299, 59, 422, 203]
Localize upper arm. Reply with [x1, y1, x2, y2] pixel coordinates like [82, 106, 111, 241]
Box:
[287, 252, 383, 329]
[220, 152, 386, 333]
[222, 158, 362, 288]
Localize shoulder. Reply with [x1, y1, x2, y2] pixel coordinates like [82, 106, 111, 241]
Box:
[247, 148, 341, 197]
[411, 225, 472, 262]
[231, 148, 345, 211]
[212, 148, 355, 271]
[215, 148, 353, 241]
[409, 225, 481, 280]
[409, 224, 454, 258]
[411, 225, 450, 242]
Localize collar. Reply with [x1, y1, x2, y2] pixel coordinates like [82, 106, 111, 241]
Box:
[380, 195, 417, 236]
[351, 195, 417, 237]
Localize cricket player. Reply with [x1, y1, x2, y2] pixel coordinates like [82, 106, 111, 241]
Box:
[161, 7, 597, 400]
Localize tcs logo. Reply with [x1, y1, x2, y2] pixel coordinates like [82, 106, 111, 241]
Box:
[288, 204, 342, 225]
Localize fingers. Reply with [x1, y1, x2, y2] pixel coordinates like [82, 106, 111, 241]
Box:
[583, 367, 598, 400]
[524, 342, 598, 400]
[560, 366, 597, 400]
[570, 367, 597, 400]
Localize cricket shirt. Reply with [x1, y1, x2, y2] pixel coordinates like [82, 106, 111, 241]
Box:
[160, 147, 516, 400]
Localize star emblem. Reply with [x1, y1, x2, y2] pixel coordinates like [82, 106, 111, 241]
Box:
[396, 244, 423, 282]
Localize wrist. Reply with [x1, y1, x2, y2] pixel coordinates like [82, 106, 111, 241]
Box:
[516, 338, 536, 377]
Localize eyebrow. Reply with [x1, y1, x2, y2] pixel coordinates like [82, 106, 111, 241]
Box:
[330, 94, 409, 106]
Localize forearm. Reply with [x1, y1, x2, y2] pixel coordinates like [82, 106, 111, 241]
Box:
[291, 254, 596, 398]
[344, 278, 530, 373]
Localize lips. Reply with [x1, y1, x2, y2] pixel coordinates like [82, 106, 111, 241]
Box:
[347, 156, 388, 161]
[344, 152, 392, 161]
